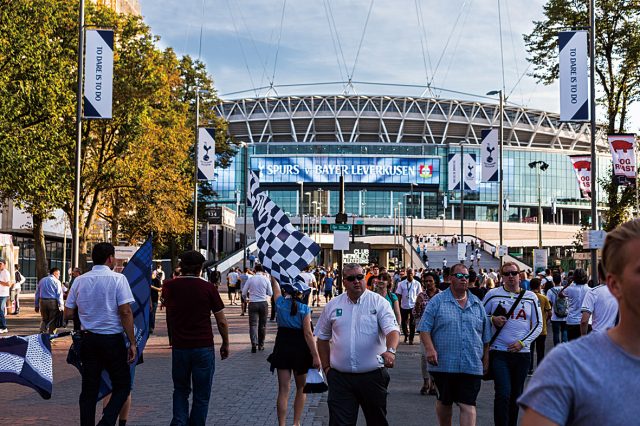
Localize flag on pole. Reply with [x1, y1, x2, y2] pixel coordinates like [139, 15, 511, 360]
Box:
[0, 334, 53, 399]
[608, 134, 637, 187]
[248, 171, 320, 290]
[569, 155, 591, 199]
[67, 238, 152, 400]
[481, 129, 499, 182]
[84, 29, 114, 119]
[559, 31, 589, 122]
[198, 128, 216, 181]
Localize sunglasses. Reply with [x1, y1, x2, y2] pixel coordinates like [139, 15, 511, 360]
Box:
[453, 273, 470, 280]
[345, 274, 365, 282]
[503, 271, 520, 277]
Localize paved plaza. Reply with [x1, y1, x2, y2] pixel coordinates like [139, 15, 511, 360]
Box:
[2, 293, 535, 425]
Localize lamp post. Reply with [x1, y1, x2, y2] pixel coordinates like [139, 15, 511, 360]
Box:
[242, 142, 249, 269]
[460, 142, 465, 245]
[72, 0, 85, 270]
[487, 89, 505, 263]
[305, 192, 311, 234]
[529, 161, 550, 248]
[297, 181, 304, 232]
[410, 183, 416, 247]
[398, 201, 403, 267]
[193, 88, 210, 250]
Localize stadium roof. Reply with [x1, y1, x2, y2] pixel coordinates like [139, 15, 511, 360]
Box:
[215, 94, 606, 152]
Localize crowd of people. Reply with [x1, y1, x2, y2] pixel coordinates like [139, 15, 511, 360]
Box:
[2, 218, 637, 426]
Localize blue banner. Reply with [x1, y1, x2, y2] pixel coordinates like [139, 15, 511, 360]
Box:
[250, 155, 440, 185]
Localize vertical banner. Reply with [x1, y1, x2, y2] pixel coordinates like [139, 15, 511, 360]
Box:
[569, 155, 592, 199]
[608, 134, 637, 186]
[84, 29, 114, 119]
[481, 129, 499, 182]
[448, 153, 478, 191]
[198, 128, 216, 180]
[559, 31, 589, 122]
[533, 249, 548, 274]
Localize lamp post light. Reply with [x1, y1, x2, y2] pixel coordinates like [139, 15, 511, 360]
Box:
[305, 192, 311, 234]
[487, 89, 505, 263]
[297, 181, 304, 232]
[240, 141, 249, 269]
[528, 161, 550, 249]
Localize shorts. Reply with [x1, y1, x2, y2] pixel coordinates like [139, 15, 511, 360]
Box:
[430, 372, 482, 406]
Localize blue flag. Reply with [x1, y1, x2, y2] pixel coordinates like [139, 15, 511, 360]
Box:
[67, 238, 152, 400]
[0, 334, 53, 399]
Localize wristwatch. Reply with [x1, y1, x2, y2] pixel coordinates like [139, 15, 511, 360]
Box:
[386, 347, 396, 355]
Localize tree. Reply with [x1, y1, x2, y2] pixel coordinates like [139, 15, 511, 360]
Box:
[0, 0, 77, 279]
[524, 0, 640, 230]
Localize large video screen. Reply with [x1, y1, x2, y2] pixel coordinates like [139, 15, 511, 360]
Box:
[251, 155, 440, 185]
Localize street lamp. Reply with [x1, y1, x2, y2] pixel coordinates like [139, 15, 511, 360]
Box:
[528, 161, 550, 248]
[487, 89, 505, 262]
[398, 201, 403, 266]
[239, 141, 250, 269]
[297, 180, 304, 233]
[409, 183, 417, 247]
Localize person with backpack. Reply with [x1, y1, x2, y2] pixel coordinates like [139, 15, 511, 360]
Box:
[562, 268, 590, 341]
[546, 273, 569, 345]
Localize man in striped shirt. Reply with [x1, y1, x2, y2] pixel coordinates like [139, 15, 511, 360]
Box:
[483, 262, 542, 426]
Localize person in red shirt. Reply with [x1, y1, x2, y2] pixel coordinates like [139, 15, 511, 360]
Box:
[162, 251, 229, 426]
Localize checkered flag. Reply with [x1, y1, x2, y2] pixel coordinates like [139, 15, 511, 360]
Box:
[248, 171, 320, 286]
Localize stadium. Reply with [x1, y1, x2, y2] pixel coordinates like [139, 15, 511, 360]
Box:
[212, 93, 610, 266]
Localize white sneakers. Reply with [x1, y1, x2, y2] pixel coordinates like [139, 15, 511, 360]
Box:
[0, 328, 8, 334]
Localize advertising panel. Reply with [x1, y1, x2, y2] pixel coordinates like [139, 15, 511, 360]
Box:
[558, 31, 589, 122]
[608, 134, 637, 186]
[481, 129, 499, 182]
[250, 155, 440, 185]
[198, 128, 216, 181]
[84, 29, 114, 119]
[569, 155, 591, 199]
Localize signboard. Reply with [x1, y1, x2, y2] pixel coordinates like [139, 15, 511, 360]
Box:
[198, 128, 216, 181]
[84, 29, 114, 119]
[608, 134, 637, 186]
[205, 206, 222, 224]
[480, 129, 500, 182]
[583, 230, 606, 250]
[330, 224, 352, 231]
[250, 156, 440, 185]
[573, 252, 591, 260]
[457, 243, 467, 261]
[498, 245, 508, 257]
[333, 230, 350, 251]
[343, 243, 371, 264]
[559, 31, 589, 122]
[533, 249, 548, 274]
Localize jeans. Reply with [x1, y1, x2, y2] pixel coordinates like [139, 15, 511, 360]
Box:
[0, 296, 7, 328]
[248, 301, 268, 347]
[400, 308, 415, 343]
[171, 347, 215, 426]
[491, 350, 531, 426]
[529, 334, 547, 372]
[79, 332, 131, 426]
[551, 320, 568, 346]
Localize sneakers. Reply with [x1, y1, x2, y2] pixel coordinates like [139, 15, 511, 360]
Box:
[0, 328, 8, 334]
[251, 345, 257, 353]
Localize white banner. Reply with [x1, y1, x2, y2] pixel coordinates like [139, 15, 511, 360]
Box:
[481, 129, 499, 182]
[559, 31, 589, 122]
[457, 243, 467, 261]
[608, 134, 637, 186]
[198, 128, 216, 181]
[569, 155, 591, 199]
[448, 153, 478, 191]
[84, 29, 114, 119]
[533, 249, 547, 274]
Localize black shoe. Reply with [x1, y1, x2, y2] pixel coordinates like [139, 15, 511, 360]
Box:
[404, 336, 408, 343]
[251, 345, 257, 353]
[258, 345, 264, 351]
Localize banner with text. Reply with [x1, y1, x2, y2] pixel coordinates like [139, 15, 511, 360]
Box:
[559, 31, 589, 122]
[608, 134, 637, 187]
[84, 29, 113, 119]
[448, 153, 478, 191]
[481, 129, 500, 182]
[251, 156, 440, 185]
[198, 128, 216, 181]
[569, 155, 591, 199]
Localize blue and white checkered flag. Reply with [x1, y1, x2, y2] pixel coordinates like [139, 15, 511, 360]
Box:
[248, 171, 320, 286]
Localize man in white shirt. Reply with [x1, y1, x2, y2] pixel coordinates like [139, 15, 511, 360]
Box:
[562, 268, 590, 341]
[226, 268, 240, 305]
[242, 264, 272, 352]
[299, 267, 317, 305]
[396, 268, 421, 344]
[315, 263, 400, 426]
[64, 242, 136, 426]
[580, 265, 618, 335]
[0, 259, 11, 333]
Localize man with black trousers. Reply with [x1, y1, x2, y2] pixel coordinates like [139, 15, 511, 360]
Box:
[64, 242, 136, 426]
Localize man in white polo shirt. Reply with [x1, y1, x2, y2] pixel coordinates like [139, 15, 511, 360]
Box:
[396, 268, 421, 344]
[315, 263, 400, 426]
[64, 242, 136, 426]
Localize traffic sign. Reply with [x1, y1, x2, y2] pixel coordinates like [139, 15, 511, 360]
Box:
[330, 224, 352, 232]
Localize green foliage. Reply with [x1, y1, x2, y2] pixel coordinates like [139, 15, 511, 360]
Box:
[524, 0, 640, 230]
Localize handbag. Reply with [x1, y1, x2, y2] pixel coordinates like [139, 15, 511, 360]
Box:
[303, 368, 328, 394]
[483, 289, 526, 381]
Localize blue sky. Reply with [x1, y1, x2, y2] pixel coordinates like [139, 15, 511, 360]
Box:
[138, 0, 636, 123]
